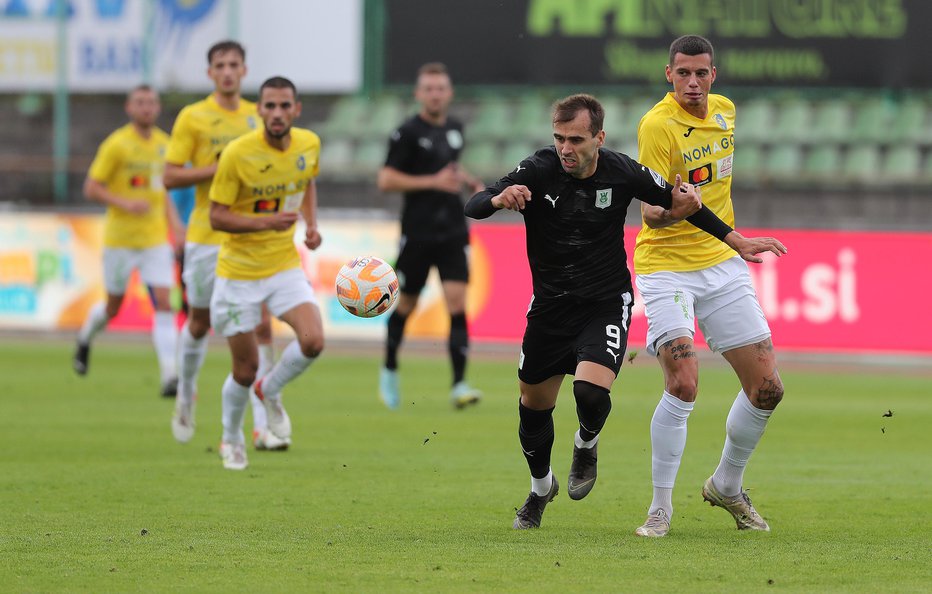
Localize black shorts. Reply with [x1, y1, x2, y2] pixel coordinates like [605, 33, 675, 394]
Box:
[395, 237, 469, 294]
[518, 293, 633, 385]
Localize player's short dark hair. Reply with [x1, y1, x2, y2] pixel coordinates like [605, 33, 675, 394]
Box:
[207, 40, 246, 65]
[127, 84, 156, 100]
[417, 62, 449, 78]
[259, 76, 298, 100]
[552, 94, 604, 137]
[669, 35, 714, 65]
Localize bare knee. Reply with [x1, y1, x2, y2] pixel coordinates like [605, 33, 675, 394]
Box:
[664, 370, 699, 402]
[298, 334, 324, 358]
[751, 374, 784, 410]
[232, 363, 258, 387]
[188, 308, 211, 339]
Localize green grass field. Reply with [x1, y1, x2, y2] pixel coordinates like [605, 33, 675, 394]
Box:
[1, 339, 930, 593]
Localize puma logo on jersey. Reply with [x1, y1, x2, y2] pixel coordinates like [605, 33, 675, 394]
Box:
[606, 348, 620, 363]
[544, 194, 559, 207]
[514, 164, 526, 173]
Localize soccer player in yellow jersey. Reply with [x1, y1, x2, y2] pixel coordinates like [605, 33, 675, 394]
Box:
[208, 76, 324, 470]
[73, 85, 185, 396]
[633, 35, 788, 537]
[164, 41, 281, 449]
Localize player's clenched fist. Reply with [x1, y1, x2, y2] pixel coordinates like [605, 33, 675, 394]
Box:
[491, 185, 532, 211]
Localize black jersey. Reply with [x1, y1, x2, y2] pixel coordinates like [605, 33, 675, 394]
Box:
[384, 114, 469, 243]
[465, 146, 732, 305]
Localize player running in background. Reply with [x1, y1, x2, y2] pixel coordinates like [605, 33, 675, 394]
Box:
[377, 62, 485, 410]
[465, 93, 785, 529]
[208, 76, 324, 470]
[633, 35, 787, 538]
[164, 40, 283, 450]
[73, 85, 184, 397]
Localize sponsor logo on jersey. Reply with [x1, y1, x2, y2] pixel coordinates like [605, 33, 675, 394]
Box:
[596, 188, 612, 209]
[130, 174, 149, 188]
[684, 126, 695, 137]
[717, 154, 733, 178]
[688, 164, 713, 186]
[446, 129, 463, 150]
[544, 194, 559, 207]
[254, 198, 281, 213]
[682, 135, 734, 163]
[418, 137, 433, 150]
[714, 114, 728, 130]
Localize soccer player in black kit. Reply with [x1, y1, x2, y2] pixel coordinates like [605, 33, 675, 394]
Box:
[377, 62, 485, 410]
[465, 94, 786, 529]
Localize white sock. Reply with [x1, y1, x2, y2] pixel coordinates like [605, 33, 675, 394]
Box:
[648, 391, 694, 516]
[531, 468, 554, 496]
[178, 322, 207, 405]
[260, 340, 315, 399]
[574, 430, 599, 449]
[78, 302, 108, 344]
[712, 390, 772, 497]
[252, 343, 274, 430]
[152, 311, 178, 383]
[221, 373, 250, 445]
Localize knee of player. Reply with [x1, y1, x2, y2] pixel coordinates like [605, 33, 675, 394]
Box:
[751, 377, 784, 410]
[573, 380, 612, 411]
[665, 373, 699, 401]
[299, 334, 324, 358]
[232, 367, 258, 387]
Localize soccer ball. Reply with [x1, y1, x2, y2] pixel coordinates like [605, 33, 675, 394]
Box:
[335, 256, 400, 318]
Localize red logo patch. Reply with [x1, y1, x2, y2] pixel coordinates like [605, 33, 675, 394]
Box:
[688, 164, 712, 186]
[253, 198, 281, 213]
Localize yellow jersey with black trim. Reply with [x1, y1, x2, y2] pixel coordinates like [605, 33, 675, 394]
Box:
[210, 128, 321, 281]
[166, 95, 258, 246]
[87, 124, 169, 249]
[634, 92, 736, 275]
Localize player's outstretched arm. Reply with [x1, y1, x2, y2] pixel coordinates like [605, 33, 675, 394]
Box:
[465, 185, 531, 219]
[723, 231, 788, 263]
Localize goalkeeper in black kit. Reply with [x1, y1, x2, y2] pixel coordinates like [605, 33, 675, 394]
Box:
[464, 93, 785, 530]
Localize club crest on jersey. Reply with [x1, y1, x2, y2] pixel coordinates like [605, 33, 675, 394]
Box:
[446, 129, 463, 150]
[254, 198, 280, 213]
[596, 188, 612, 209]
[714, 114, 728, 130]
[297, 155, 306, 171]
[247, 116, 257, 129]
[688, 164, 713, 186]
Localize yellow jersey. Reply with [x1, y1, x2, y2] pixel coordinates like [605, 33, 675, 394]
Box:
[210, 128, 321, 281]
[87, 124, 170, 249]
[165, 95, 258, 246]
[634, 92, 736, 275]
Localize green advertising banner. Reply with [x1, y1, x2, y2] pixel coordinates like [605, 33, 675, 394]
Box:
[382, 0, 920, 88]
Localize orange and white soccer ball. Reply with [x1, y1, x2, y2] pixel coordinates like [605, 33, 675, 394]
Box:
[335, 256, 400, 318]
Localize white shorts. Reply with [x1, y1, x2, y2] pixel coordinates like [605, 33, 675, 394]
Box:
[210, 267, 318, 338]
[102, 244, 174, 295]
[182, 242, 220, 309]
[636, 256, 771, 356]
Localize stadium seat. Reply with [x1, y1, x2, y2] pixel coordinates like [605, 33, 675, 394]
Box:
[888, 99, 928, 144]
[735, 143, 764, 181]
[735, 99, 774, 145]
[772, 99, 813, 143]
[469, 99, 513, 142]
[804, 145, 842, 183]
[881, 145, 922, 183]
[320, 96, 370, 140]
[600, 96, 627, 145]
[320, 138, 355, 177]
[500, 140, 538, 170]
[765, 144, 803, 184]
[841, 145, 882, 184]
[359, 95, 406, 141]
[808, 100, 852, 145]
[460, 140, 501, 179]
[620, 97, 655, 145]
[354, 139, 387, 175]
[510, 94, 552, 144]
[850, 99, 893, 143]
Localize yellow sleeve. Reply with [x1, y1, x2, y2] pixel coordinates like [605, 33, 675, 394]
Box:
[637, 116, 674, 180]
[87, 134, 120, 184]
[166, 108, 195, 165]
[209, 144, 240, 206]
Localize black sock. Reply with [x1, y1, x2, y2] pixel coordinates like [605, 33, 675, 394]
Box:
[518, 401, 555, 479]
[573, 380, 612, 442]
[449, 313, 468, 384]
[384, 310, 408, 370]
